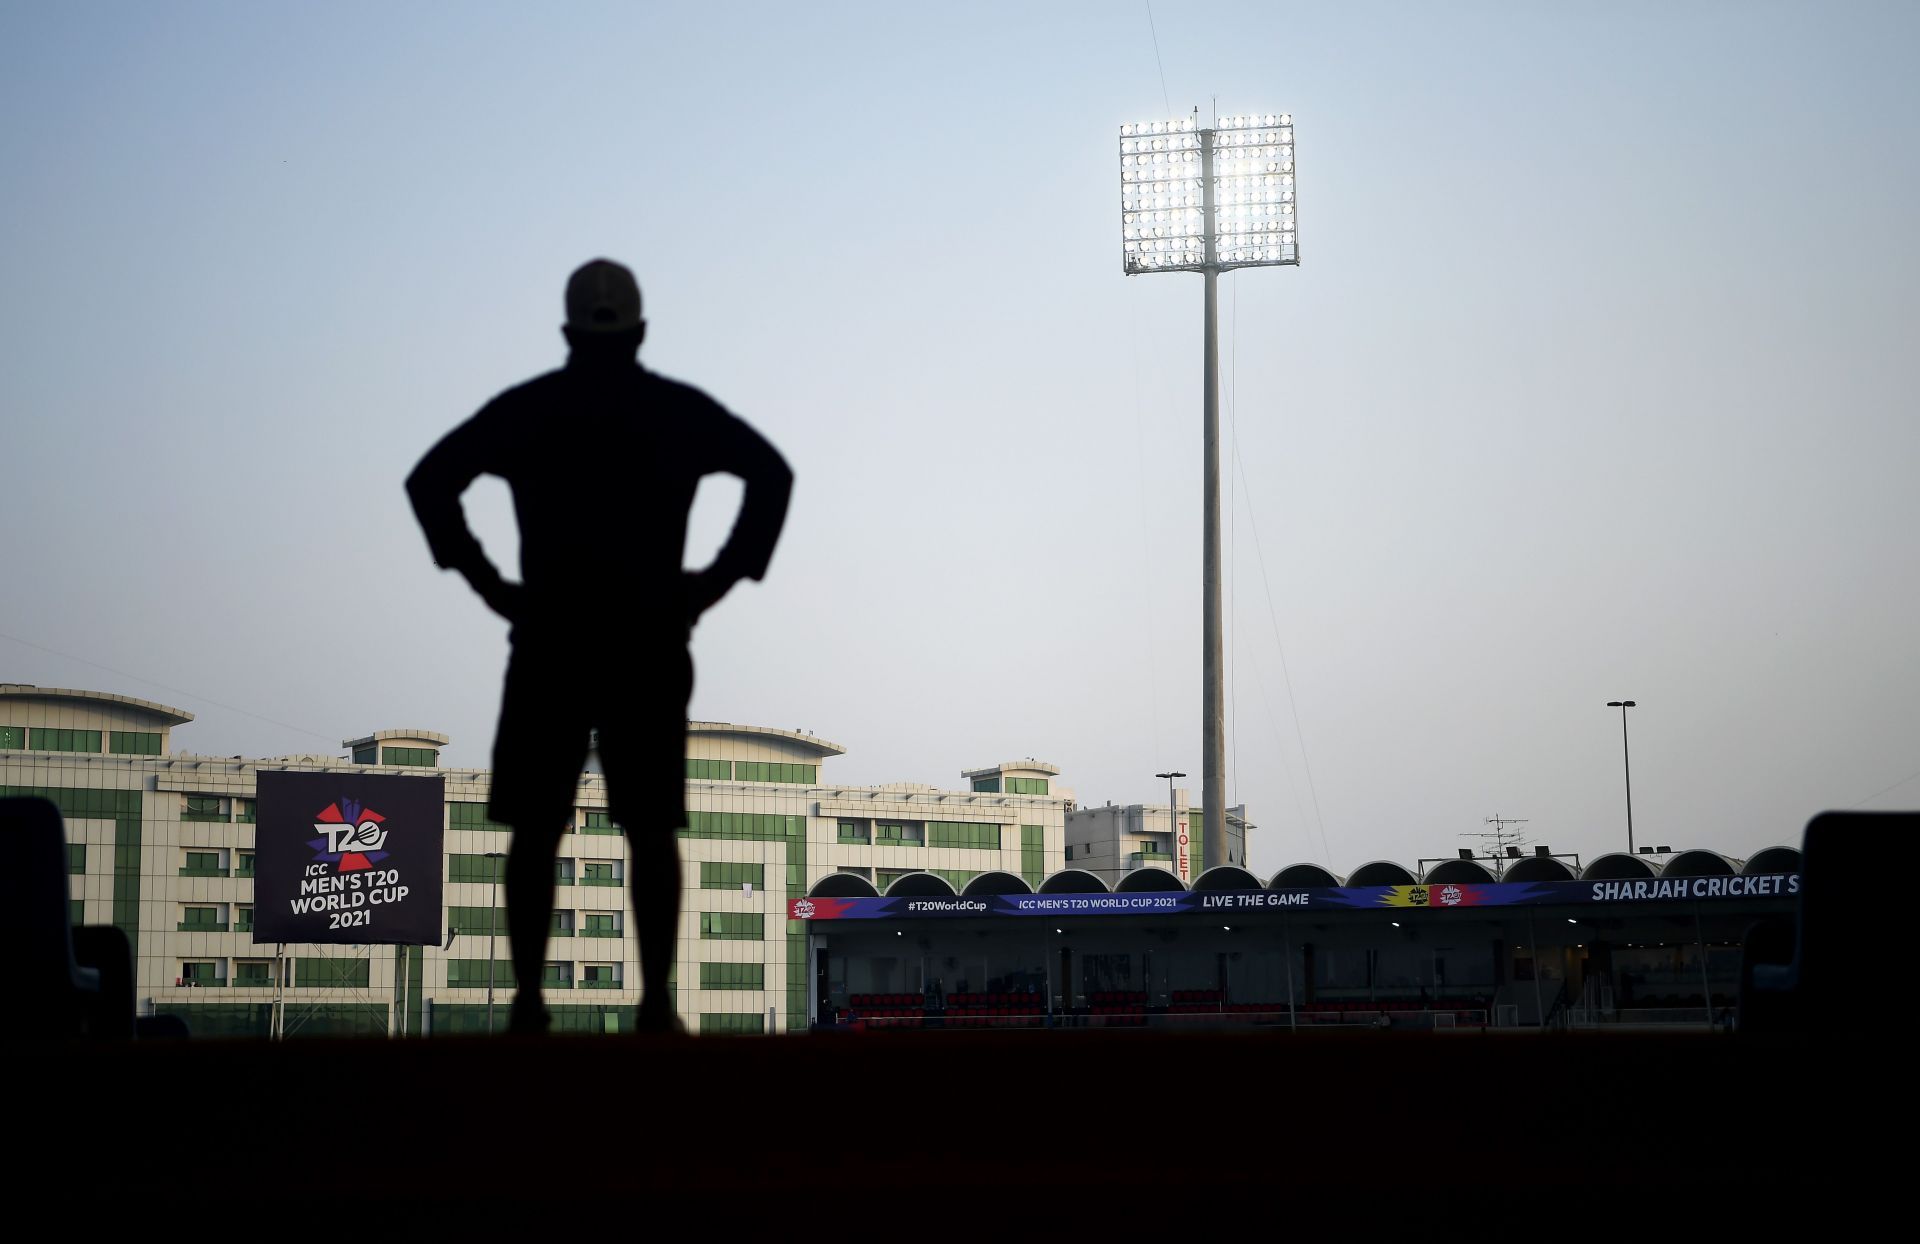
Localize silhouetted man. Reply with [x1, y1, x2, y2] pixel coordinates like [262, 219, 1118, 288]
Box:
[407, 259, 792, 1033]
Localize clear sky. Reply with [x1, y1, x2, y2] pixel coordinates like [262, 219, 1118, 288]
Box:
[4, 2, 1916, 876]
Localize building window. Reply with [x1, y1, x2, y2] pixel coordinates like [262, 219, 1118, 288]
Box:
[449, 854, 507, 883]
[581, 861, 621, 887]
[235, 852, 256, 878]
[69, 899, 83, 925]
[682, 811, 806, 842]
[31, 728, 101, 754]
[352, 745, 378, 765]
[181, 961, 224, 988]
[0, 724, 25, 750]
[449, 906, 509, 936]
[579, 811, 621, 835]
[67, 843, 85, 875]
[971, 776, 1001, 793]
[235, 906, 254, 933]
[581, 912, 622, 938]
[686, 758, 731, 780]
[581, 964, 621, 989]
[554, 858, 575, 886]
[1065, 845, 1074, 861]
[699, 862, 765, 891]
[449, 802, 508, 832]
[875, 822, 923, 846]
[733, 761, 817, 784]
[178, 905, 226, 933]
[543, 962, 572, 988]
[837, 820, 870, 843]
[108, 730, 162, 755]
[1022, 825, 1045, 886]
[700, 1013, 764, 1035]
[1004, 777, 1049, 796]
[381, 746, 437, 767]
[235, 799, 255, 824]
[928, 821, 1000, 850]
[233, 961, 275, 987]
[700, 912, 764, 941]
[181, 794, 229, 823]
[550, 910, 575, 936]
[699, 962, 765, 990]
[446, 959, 516, 989]
[929, 869, 973, 889]
[295, 957, 371, 988]
[180, 850, 227, 878]
[877, 869, 915, 893]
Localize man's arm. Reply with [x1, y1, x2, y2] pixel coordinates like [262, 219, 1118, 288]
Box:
[405, 407, 523, 622]
[686, 410, 794, 623]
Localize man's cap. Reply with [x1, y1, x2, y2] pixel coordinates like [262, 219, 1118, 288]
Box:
[565, 259, 643, 333]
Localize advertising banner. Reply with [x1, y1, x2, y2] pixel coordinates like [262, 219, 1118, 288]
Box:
[787, 873, 1800, 922]
[251, 769, 446, 946]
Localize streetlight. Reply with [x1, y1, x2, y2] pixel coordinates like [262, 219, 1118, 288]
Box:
[1154, 770, 1188, 883]
[1606, 702, 1637, 855]
[1122, 111, 1300, 876]
[483, 851, 506, 1034]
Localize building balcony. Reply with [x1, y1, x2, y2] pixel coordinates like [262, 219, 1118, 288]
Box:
[176, 922, 229, 933]
[177, 866, 230, 878]
[578, 979, 622, 990]
[578, 928, 623, 939]
[579, 876, 622, 887]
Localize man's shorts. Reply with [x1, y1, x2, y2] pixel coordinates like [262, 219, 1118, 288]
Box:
[486, 637, 694, 834]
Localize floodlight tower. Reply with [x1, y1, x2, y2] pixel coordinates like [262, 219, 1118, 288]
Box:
[1119, 110, 1299, 873]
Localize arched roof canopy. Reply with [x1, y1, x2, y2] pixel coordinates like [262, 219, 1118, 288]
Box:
[1661, 850, 1736, 879]
[882, 872, 958, 898]
[1192, 866, 1262, 892]
[1037, 869, 1111, 894]
[1583, 853, 1657, 880]
[809, 874, 879, 899]
[1501, 856, 1577, 883]
[1423, 859, 1496, 885]
[0, 683, 194, 727]
[1347, 861, 1417, 887]
[1743, 847, 1802, 876]
[961, 870, 1033, 896]
[1270, 863, 1340, 888]
[1116, 867, 1185, 893]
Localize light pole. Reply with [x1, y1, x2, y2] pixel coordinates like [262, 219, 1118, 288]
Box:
[1606, 701, 1637, 855]
[1155, 770, 1188, 882]
[483, 850, 506, 1034]
[1122, 110, 1299, 876]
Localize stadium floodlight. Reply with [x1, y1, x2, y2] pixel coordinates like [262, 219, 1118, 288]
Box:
[1121, 108, 1300, 874]
[1119, 112, 1298, 274]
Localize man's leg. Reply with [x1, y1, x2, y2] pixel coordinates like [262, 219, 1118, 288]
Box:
[505, 825, 563, 1032]
[489, 637, 589, 1036]
[625, 828, 683, 1029]
[601, 646, 692, 1032]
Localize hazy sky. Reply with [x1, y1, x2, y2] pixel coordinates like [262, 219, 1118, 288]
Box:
[4, 2, 1916, 876]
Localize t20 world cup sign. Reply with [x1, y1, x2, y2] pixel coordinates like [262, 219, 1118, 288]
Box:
[251, 769, 445, 946]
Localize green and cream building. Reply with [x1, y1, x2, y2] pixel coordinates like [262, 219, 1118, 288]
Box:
[1, 683, 1071, 1036]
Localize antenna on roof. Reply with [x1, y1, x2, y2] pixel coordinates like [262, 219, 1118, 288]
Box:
[1459, 814, 1531, 880]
